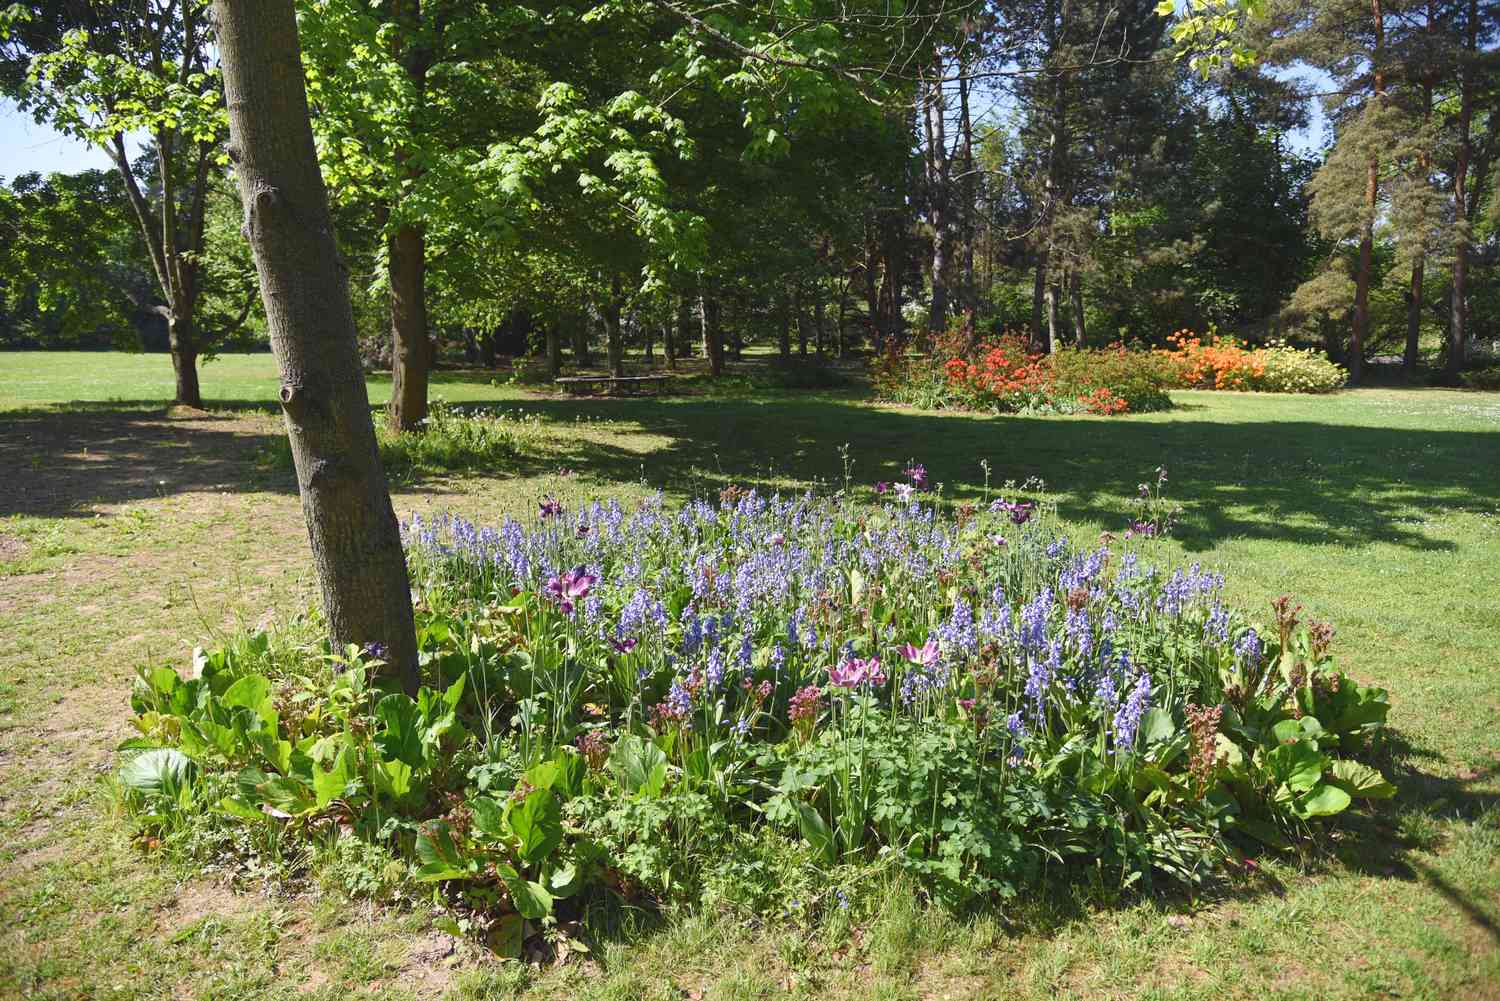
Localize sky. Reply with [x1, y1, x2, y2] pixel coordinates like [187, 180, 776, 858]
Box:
[0, 98, 119, 180]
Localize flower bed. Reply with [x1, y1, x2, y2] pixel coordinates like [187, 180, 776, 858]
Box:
[877, 326, 1176, 415]
[118, 470, 1393, 950]
[1160, 331, 1346, 393]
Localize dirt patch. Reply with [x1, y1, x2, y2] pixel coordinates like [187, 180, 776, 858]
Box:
[0, 533, 27, 562]
[163, 879, 264, 934]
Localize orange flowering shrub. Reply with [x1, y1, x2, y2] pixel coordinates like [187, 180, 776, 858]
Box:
[1159, 330, 1266, 390]
[943, 333, 1056, 410]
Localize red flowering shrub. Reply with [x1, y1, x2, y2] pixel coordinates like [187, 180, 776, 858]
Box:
[878, 320, 1173, 416]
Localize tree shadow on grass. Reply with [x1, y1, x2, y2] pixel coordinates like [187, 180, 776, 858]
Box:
[1, 404, 296, 518]
[461, 393, 1500, 552]
[6, 393, 1497, 553]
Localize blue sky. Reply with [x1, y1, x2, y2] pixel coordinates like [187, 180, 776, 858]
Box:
[0, 98, 118, 180]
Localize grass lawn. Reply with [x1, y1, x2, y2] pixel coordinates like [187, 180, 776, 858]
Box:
[2, 351, 1498, 1000]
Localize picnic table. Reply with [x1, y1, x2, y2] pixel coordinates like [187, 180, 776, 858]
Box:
[554, 374, 672, 396]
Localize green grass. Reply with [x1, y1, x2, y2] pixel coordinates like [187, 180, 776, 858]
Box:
[1, 351, 1498, 1000]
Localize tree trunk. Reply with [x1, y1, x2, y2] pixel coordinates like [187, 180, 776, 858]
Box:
[1044, 281, 1060, 353]
[1031, 251, 1049, 351]
[813, 285, 828, 358]
[1404, 258, 1423, 374]
[700, 294, 724, 376]
[168, 314, 204, 407]
[480, 329, 497, 369]
[1069, 271, 1085, 347]
[795, 287, 809, 357]
[605, 277, 625, 378]
[1351, 0, 1385, 387]
[674, 296, 692, 359]
[1445, 0, 1476, 384]
[545, 322, 561, 378]
[837, 281, 851, 357]
[778, 293, 792, 361]
[922, 59, 951, 335]
[572, 311, 591, 365]
[215, 0, 418, 693]
[388, 224, 429, 430]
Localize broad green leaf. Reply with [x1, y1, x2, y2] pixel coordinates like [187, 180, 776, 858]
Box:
[1141, 707, 1176, 745]
[469, 796, 506, 839]
[501, 873, 553, 920]
[373, 757, 413, 799]
[119, 748, 195, 798]
[1327, 759, 1396, 800]
[1297, 782, 1352, 817]
[508, 789, 562, 866]
[795, 801, 835, 862]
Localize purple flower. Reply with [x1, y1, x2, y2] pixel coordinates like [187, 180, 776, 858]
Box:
[830, 656, 885, 689]
[894, 483, 916, 503]
[1113, 673, 1152, 752]
[610, 637, 638, 655]
[361, 641, 389, 663]
[544, 565, 596, 614]
[539, 496, 563, 519]
[1235, 628, 1263, 669]
[904, 464, 929, 490]
[900, 638, 940, 669]
[874, 481, 890, 495]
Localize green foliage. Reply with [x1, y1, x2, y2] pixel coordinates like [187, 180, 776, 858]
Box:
[116, 474, 1396, 950]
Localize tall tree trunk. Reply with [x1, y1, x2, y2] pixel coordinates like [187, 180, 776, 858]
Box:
[572, 311, 591, 365]
[796, 287, 809, 356]
[1069, 271, 1085, 347]
[1031, 251, 1049, 350]
[1351, 0, 1386, 387]
[1445, 0, 1476, 384]
[1404, 258, 1424, 374]
[644, 315, 653, 363]
[958, 40, 977, 314]
[386, 0, 431, 430]
[661, 320, 674, 368]
[544, 322, 561, 378]
[674, 296, 692, 359]
[604, 277, 625, 378]
[778, 293, 792, 361]
[837, 280, 851, 357]
[814, 285, 828, 358]
[479, 329, 497, 369]
[215, 0, 418, 693]
[1044, 281, 1060, 353]
[388, 224, 429, 430]
[700, 294, 724, 376]
[922, 57, 951, 334]
[168, 313, 203, 407]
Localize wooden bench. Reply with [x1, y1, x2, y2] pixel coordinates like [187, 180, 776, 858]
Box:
[554, 374, 671, 396]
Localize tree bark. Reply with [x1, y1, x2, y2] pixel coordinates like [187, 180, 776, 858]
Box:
[674, 296, 692, 360]
[1403, 258, 1423, 374]
[168, 314, 203, 407]
[1069, 270, 1085, 347]
[777, 293, 792, 361]
[1351, 0, 1386, 387]
[214, 0, 419, 693]
[1044, 281, 1060, 352]
[545, 322, 562, 378]
[1031, 251, 1049, 351]
[388, 224, 429, 430]
[1445, 0, 1477, 383]
[572, 311, 591, 365]
[921, 57, 951, 334]
[480, 329, 497, 369]
[700, 293, 724, 376]
[604, 277, 625, 378]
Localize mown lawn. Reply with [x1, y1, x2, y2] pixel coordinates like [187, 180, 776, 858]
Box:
[2, 351, 1498, 1000]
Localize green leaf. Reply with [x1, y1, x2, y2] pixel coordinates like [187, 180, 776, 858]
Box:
[1141, 707, 1176, 745]
[508, 789, 562, 866]
[375, 694, 424, 767]
[414, 822, 475, 882]
[795, 801, 835, 862]
[215, 796, 267, 822]
[313, 748, 355, 808]
[221, 675, 275, 729]
[119, 748, 195, 798]
[1297, 782, 1352, 817]
[501, 873, 553, 920]
[1327, 759, 1396, 800]
[469, 796, 506, 839]
[611, 734, 668, 797]
[372, 757, 413, 799]
[487, 913, 525, 958]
